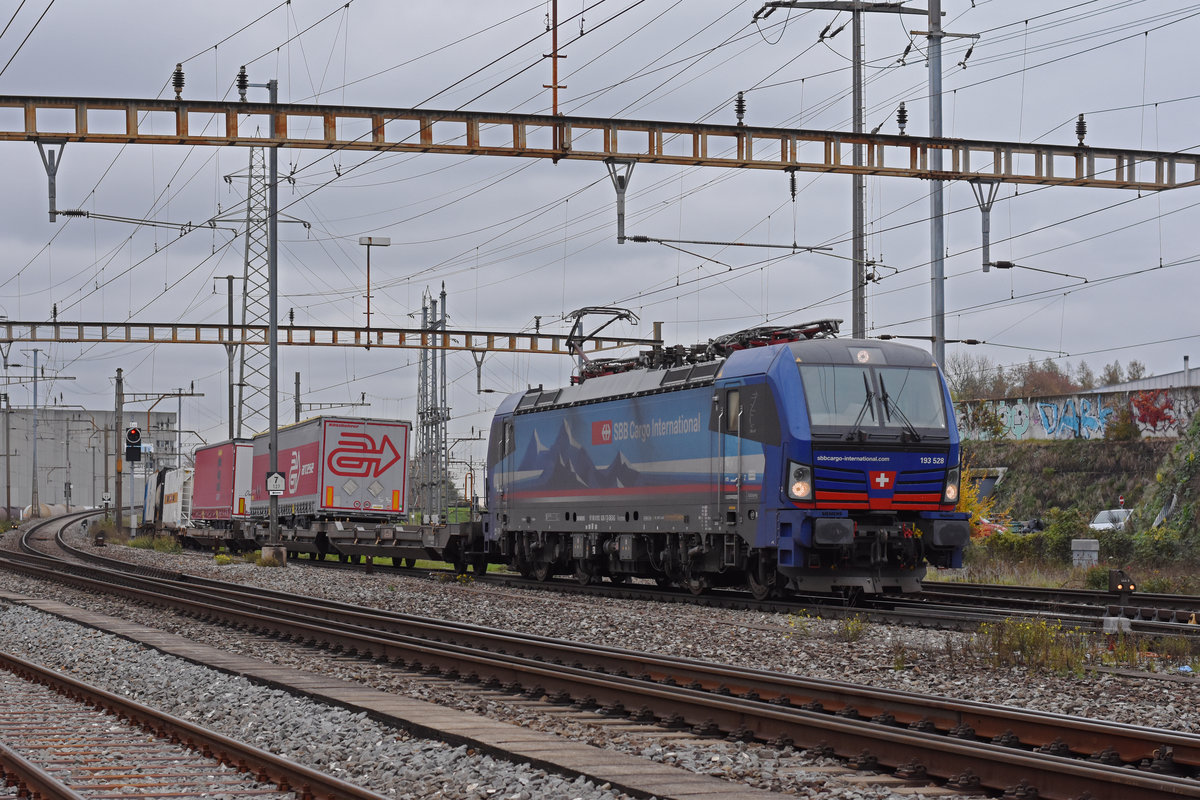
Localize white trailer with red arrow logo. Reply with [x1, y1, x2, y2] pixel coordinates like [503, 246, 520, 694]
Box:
[248, 416, 411, 522]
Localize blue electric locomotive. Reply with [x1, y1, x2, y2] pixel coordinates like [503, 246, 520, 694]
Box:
[484, 320, 969, 597]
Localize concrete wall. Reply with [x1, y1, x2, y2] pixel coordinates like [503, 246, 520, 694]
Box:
[0, 407, 178, 510]
[955, 388, 1200, 441]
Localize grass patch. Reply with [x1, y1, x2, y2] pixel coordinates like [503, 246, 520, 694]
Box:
[973, 616, 1200, 675]
[127, 535, 182, 554]
[975, 617, 1091, 675]
[836, 614, 867, 643]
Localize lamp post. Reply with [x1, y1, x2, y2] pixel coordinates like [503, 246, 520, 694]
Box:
[358, 236, 391, 335]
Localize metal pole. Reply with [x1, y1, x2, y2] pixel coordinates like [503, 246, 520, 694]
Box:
[29, 349, 39, 516]
[64, 424, 70, 510]
[851, 5, 866, 339]
[114, 368, 122, 528]
[225, 275, 235, 441]
[267, 78, 281, 552]
[928, 0, 945, 364]
[439, 284, 448, 518]
[365, 244, 371, 332]
[176, 392, 182, 468]
[295, 371, 301, 424]
[4, 393, 9, 519]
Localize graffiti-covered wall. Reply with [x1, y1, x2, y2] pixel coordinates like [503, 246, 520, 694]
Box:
[955, 388, 1200, 440]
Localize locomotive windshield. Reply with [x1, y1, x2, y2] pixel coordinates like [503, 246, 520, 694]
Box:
[799, 364, 947, 433]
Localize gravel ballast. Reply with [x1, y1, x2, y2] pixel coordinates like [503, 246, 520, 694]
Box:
[2, 527, 1198, 798]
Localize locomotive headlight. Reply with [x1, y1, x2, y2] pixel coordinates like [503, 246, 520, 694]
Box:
[942, 466, 960, 503]
[787, 462, 813, 501]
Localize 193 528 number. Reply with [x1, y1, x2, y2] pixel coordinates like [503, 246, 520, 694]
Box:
[919, 456, 946, 465]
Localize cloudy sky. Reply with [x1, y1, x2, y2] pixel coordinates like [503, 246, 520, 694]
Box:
[0, 0, 1196, 478]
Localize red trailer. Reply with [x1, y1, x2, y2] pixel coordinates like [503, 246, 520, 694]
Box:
[249, 416, 411, 521]
[189, 439, 253, 526]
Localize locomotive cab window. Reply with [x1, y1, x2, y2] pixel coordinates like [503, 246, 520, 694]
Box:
[800, 364, 946, 434]
[876, 366, 947, 430]
[725, 389, 741, 434]
[710, 384, 780, 444]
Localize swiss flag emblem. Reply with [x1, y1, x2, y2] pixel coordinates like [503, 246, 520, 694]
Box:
[592, 420, 613, 445]
[870, 471, 896, 491]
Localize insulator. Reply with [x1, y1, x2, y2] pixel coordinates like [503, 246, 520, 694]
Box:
[237, 66, 249, 102]
[789, 170, 797, 201]
[1076, 113, 1087, 147]
[897, 102, 908, 135]
[172, 63, 184, 100]
[735, 91, 746, 126]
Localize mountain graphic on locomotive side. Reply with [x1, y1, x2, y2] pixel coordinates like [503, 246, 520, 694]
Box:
[485, 319, 969, 597]
[152, 319, 968, 597]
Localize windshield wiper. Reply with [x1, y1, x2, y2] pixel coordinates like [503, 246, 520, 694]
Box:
[845, 372, 875, 441]
[879, 374, 921, 442]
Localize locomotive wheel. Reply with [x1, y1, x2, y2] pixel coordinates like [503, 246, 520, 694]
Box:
[471, 553, 489, 575]
[653, 576, 672, 588]
[746, 557, 777, 601]
[684, 574, 710, 596]
[574, 562, 595, 586]
[532, 562, 553, 582]
[607, 573, 628, 585]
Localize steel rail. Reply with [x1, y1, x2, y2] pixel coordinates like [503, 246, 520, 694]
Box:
[0, 649, 389, 800]
[0, 737, 87, 800]
[7, 525, 1200, 798]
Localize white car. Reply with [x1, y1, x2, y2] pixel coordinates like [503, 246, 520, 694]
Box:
[1088, 508, 1131, 532]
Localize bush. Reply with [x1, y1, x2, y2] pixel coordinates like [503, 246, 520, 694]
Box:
[1095, 527, 1135, 563]
[1104, 405, 1139, 441]
[972, 507, 1083, 566]
[1083, 565, 1109, 589]
[961, 457, 1007, 539]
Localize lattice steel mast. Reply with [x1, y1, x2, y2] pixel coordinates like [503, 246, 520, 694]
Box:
[236, 147, 271, 438]
[415, 285, 450, 521]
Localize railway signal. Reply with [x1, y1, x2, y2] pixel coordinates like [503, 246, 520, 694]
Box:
[125, 426, 142, 462]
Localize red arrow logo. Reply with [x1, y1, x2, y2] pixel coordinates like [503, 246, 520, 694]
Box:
[327, 433, 403, 478]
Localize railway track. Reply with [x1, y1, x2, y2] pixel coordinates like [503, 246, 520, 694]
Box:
[0, 648, 388, 800]
[4, 512, 1200, 799]
[217, 538, 1200, 636]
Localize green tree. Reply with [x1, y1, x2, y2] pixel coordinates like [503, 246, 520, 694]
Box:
[1075, 361, 1095, 390]
[1126, 359, 1147, 381]
[1100, 361, 1124, 386]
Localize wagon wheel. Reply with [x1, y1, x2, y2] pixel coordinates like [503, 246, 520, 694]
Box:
[607, 573, 628, 585]
[471, 553, 489, 576]
[574, 562, 596, 586]
[684, 572, 710, 596]
[531, 561, 553, 582]
[653, 576, 673, 588]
